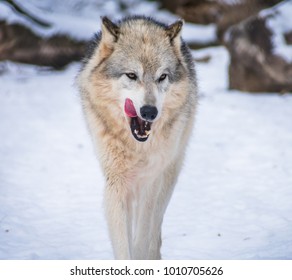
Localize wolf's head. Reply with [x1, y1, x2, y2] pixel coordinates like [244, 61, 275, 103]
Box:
[81, 16, 194, 143]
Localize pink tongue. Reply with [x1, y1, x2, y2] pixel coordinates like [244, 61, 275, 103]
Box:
[124, 98, 137, 117]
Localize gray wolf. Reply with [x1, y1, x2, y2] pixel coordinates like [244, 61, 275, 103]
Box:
[77, 16, 197, 259]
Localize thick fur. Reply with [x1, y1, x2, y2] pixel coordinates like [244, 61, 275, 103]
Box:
[77, 16, 197, 259]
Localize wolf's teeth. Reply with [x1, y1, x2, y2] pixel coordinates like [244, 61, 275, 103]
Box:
[133, 128, 150, 139]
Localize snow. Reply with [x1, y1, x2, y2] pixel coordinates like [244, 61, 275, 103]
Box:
[182, 23, 216, 44]
[261, 0, 292, 62]
[1, 1, 292, 260]
[0, 0, 216, 43]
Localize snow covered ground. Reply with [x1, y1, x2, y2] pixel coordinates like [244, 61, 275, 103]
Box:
[1, 1, 292, 260]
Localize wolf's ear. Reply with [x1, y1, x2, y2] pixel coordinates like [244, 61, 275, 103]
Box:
[166, 19, 183, 42]
[100, 16, 120, 47]
[99, 17, 120, 58]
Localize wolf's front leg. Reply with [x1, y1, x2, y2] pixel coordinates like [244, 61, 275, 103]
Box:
[132, 175, 167, 259]
[148, 161, 182, 259]
[133, 161, 180, 259]
[132, 178, 161, 259]
[104, 181, 133, 259]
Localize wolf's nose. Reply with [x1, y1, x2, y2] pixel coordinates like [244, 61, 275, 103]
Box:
[140, 105, 158, 121]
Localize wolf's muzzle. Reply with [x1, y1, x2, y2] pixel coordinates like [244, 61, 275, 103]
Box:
[124, 99, 155, 142]
[140, 105, 158, 121]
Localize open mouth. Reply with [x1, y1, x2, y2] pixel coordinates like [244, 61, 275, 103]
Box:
[124, 98, 152, 142]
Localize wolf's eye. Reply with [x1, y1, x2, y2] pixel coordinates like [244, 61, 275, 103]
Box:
[158, 74, 167, 83]
[126, 73, 138, 81]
